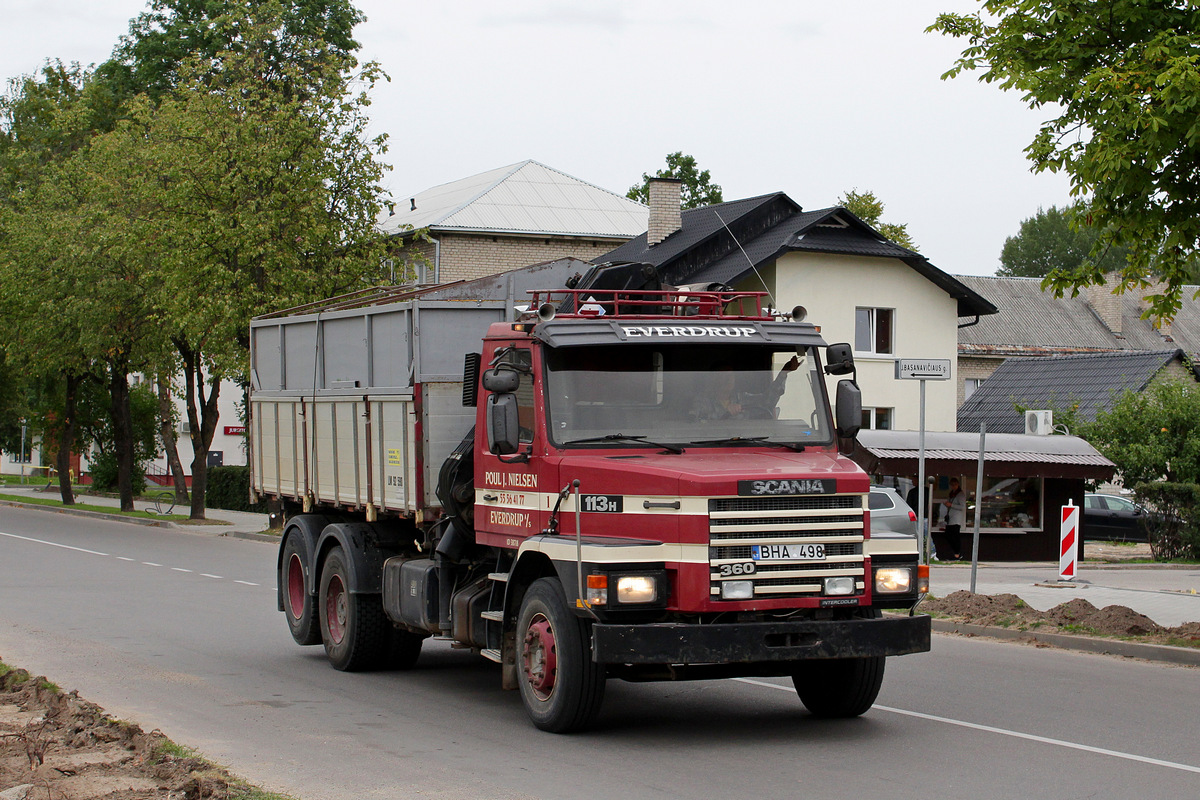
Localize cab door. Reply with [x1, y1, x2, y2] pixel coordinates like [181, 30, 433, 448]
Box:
[475, 344, 545, 548]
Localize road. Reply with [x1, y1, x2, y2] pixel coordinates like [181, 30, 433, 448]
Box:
[1, 505, 1198, 799]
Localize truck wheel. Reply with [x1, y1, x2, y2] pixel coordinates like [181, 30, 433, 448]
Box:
[281, 534, 320, 645]
[516, 577, 606, 733]
[791, 656, 885, 718]
[387, 628, 425, 670]
[318, 546, 388, 671]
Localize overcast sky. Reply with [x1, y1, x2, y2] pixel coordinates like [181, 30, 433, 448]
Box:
[1, 0, 1076, 276]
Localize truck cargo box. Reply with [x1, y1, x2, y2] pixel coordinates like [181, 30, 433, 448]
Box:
[249, 258, 586, 516]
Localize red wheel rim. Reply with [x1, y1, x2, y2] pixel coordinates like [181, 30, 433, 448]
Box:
[521, 613, 557, 700]
[287, 553, 305, 620]
[325, 574, 347, 644]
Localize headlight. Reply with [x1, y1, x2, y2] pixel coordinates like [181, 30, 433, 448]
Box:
[721, 580, 754, 600]
[874, 567, 914, 594]
[823, 576, 856, 595]
[616, 575, 658, 604]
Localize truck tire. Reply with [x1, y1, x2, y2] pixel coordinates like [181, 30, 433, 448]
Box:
[318, 546, 389, 672]
[281, 534, 321, 646]
[516, 577, 606, 733]
[791, 656, 885, 718]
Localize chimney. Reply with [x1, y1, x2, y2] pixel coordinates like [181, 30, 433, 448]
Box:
[1141, 278, 1174, 340]
[1085, 273, 1123, 336]
[647, 177, 682, 246]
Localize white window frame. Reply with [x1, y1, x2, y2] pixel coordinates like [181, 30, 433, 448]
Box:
[963, 378, 984, 400]
[861, 407, 893, 430]
[855, 307, 894, 355]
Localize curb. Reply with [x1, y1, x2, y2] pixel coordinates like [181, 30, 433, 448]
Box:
[224, 530, 280, 543]
[931, 618, 1200, 667]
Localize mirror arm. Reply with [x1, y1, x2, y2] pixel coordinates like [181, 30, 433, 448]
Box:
[498, 447, 531, 465]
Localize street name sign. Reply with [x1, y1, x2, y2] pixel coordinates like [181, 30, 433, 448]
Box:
[894, 359, 951, 381]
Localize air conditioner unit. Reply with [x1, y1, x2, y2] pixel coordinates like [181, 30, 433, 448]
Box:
[1025, 410, 1053, 436]
[178, 421, 192, 434]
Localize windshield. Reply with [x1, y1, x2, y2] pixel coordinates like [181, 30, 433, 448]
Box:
[543, 344, 833, 448]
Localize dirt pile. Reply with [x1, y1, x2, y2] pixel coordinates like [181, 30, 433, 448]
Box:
[925, 590, 1200, 644]
[0, 666, 243, 800]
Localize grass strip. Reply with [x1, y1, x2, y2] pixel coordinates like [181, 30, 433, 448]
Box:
[0, 492, 190, 521]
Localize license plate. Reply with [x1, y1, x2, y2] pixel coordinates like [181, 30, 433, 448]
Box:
[751, 543, 826, 561]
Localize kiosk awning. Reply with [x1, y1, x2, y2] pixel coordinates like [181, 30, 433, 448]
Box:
[853, 430, 1115, 481]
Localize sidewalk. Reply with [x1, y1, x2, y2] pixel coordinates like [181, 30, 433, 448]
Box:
[0, 483, 272, 539]
[931, 561, 1200, 627]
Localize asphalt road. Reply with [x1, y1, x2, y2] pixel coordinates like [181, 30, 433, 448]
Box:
[1, 505, 1198, 799]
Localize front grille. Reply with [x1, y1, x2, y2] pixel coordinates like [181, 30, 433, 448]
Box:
[709, 494, 865, 599]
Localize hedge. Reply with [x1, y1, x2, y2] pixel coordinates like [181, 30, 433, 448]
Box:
[205, 466, 268, 513]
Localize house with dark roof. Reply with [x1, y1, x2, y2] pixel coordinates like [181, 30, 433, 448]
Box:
[379, 160, 647, 283]
[598, 180, 997, 432]
[956, 349, 1196, 434]
[954, 274, 1200, 406]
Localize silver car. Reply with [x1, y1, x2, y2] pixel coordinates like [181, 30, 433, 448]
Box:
[869, 486, 918, 537]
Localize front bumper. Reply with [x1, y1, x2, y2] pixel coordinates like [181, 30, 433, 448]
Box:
[591, 614, 930, 665]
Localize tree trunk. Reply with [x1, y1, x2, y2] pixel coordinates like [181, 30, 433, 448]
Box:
[109, 359, 135, 512]
[180, 343, 222, 520]
[157, 375, 189, 504]
[55, 373, 80, 506]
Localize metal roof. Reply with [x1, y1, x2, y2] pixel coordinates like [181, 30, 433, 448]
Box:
[956, 349, 1186, 433]
[956, 275, 1200, 355]
[853, 429, 1114, 480]
[378, 160, 648, 239]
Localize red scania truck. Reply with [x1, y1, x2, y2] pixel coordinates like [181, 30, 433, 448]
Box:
[249, 262, 930, 732]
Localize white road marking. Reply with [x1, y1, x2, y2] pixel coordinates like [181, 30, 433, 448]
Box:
[0, 530, 108, 556]
[0, 531, 263, 588]
[736, 678, 1200, 775]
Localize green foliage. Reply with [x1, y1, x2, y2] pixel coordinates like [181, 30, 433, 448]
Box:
[89, 451, 147, 496]
[1129, 482, 1200, 561]
[205, 465, 266, 512]
[838, 189, 918, 252]
[627, 151, 723, 209]
[1080, 380, 1200, 487]
[111, 0, 365, 101]
[930, 2, 1200, 322]
[998, 202, 1130, 278]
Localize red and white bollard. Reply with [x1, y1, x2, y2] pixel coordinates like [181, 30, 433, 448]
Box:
[1059, 500, 1079, 581]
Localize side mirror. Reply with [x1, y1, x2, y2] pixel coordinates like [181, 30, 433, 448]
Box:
[835, 379, 862, 439]
[825, 343, 855, 376]
[487, 394, 520, 455]
[482, 367, 521, 394]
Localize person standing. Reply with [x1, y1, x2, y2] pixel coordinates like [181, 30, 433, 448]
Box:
[938, 478, 966, 560]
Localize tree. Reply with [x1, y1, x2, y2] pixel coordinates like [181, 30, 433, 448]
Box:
[998, 202, 1130, 278]
[929, 2, 1200, 321]
[106, 3, 392, 519]
[1080, 380, 1200, 488]
[627, 152, 723, 209]
[0, 63, 139, 506]
[109, 0, 364, 101]
[838, 189, 918, 252]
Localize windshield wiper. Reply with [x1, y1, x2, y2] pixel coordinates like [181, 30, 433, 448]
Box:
[561, 433, 684, 454]
[689, 436, 805, 452]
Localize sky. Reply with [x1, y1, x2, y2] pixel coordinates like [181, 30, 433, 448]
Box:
[0, 0, 1077, 277]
